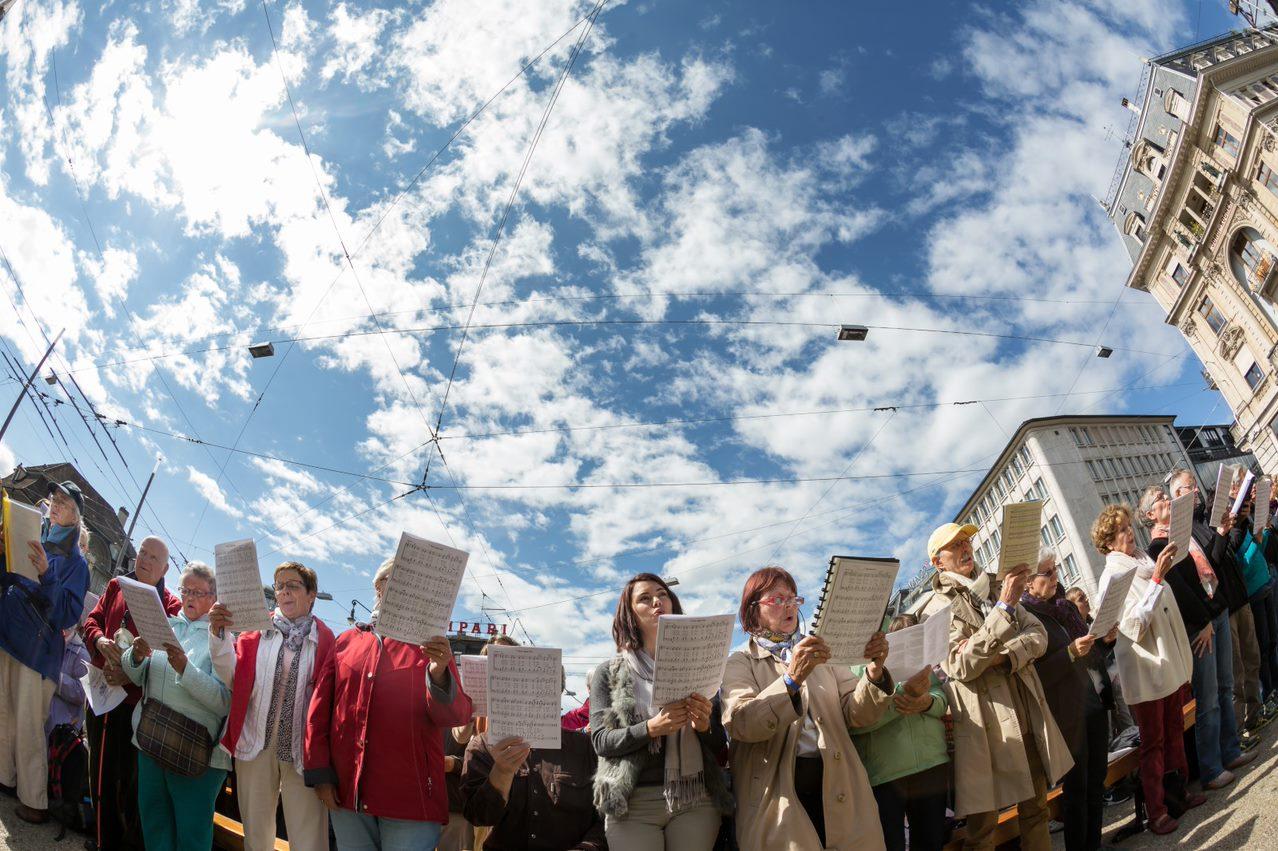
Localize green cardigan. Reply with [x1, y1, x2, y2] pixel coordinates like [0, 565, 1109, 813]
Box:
[849, 665, 949, 787]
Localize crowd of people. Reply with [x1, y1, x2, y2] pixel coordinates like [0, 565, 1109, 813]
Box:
[0, 466, 1275, 851]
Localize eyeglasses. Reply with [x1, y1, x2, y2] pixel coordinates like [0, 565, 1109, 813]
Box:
[180, 588, 214, 599]
[273, 581, 308, 594]
[1031, 567, 1057, 579]
[758, 595, 804, 609]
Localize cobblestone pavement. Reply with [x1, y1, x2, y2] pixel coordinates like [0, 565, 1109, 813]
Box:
[0, 721, 1275, 850]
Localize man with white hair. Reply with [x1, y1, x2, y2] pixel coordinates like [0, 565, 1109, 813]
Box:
[926, 522, 1073, 851]
[82, 535, 180, 851]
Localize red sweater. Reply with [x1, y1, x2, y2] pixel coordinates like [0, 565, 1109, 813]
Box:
[303, 624, 472, 822]
[82, 575, 181, 704]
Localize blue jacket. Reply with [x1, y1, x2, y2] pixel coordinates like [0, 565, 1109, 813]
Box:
[0, 527, 90, 681]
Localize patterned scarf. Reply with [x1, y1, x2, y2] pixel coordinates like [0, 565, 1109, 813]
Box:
[264, 612, 313, 762]
[752, 630, 800, 663]
[1020, 584, 1088, 641]
[622, 649, 707, 813]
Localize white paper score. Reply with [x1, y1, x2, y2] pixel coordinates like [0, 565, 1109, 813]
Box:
[213, 539, 272, 633]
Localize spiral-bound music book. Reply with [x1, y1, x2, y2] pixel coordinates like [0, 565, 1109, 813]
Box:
[811, 555, 899, 664]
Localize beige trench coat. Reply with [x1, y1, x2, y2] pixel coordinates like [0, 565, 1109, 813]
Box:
[932, 571, 1074, 817]
[722, 639, 893, 851]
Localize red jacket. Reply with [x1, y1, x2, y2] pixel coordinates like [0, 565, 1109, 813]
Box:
[222, 619, 336, 754]
[82, 575, 181, 704]
[303, 624, 472, 822]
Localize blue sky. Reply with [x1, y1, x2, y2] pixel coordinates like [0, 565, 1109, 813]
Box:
[0, 0, 1250, 688]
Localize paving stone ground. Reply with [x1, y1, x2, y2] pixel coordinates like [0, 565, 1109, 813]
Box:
[0, 722, 1275, 850]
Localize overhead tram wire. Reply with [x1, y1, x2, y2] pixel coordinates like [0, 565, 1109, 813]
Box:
[220, 1, 617, 598]
[767, 408, 897, 563]
[0, 251, 189, 563]
[76, 378, 1204, 491]
[67, 318, 1178, 376]
[83, 288, 1151, 361]
[426, 0, 608, 469]
[212, 0, 617, 500]
[407, 0, 607, 646]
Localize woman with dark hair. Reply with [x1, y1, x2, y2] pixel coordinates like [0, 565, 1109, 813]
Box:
[722, 565, 893, 851]
[588, 572, 730, 850]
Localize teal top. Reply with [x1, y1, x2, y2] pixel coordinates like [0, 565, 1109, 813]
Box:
[849, 665, 949, 787]
[122, 611, 231, 771]
[1237, 529, 1272, 598]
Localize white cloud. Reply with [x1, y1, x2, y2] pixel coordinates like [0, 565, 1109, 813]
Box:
[392, 0, 598, 126]
[1, 0, 82, 185]
[82, 246, 138, 316]
[186, 465, 244, 518]
[320, 2, 397, 89]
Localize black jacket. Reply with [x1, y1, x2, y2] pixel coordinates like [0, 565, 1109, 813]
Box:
[1147, 520, 1241, 636]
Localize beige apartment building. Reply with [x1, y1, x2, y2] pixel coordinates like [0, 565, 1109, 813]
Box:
[1107, 25, 1278, 472]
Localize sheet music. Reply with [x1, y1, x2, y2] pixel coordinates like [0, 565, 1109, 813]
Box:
[885, 603, 952, 677]
[374, 533, 469, 646]
[1232, 470, 1256, 518]
[2, 494, 43, 581]
[81, 664, 126, 717]
[459, 655, 488, 718]
[1209, 464, 1234, 527]
[116, 576, 180, 650]
[1256, 477, 1272, 533]
[1089, 565, 1137, 638]
[213, 539, 273, 633]
[997, 501, 1043, 579]
[1167, 492, 1194, 565]
[486, 645, 562, 750]
[813, 557, 899, 664]
[651, 614, 736, 706]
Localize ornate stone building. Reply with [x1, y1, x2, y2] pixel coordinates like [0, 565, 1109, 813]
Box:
[1108, 25, 1278, 472]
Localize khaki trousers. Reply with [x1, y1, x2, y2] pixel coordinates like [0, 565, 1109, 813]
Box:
[962, 735, 1051, 851]
[604, 787, 721, 851]
[1231, 607, 1263, 730]
[0, 651, 55, 810]
[235, 748, 330, 851]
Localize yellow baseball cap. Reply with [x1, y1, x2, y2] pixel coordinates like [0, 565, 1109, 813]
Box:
[927, 522, 979, 562]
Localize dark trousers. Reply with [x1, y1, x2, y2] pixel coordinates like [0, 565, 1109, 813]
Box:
[1252, 589, 1278, 700]
[1062, 707, 1108, 851]
[872, 762, 949, 851]
[1130, 689, 1189, 823]
[794, 756, 825, 847]
[87, 701, 144, 851]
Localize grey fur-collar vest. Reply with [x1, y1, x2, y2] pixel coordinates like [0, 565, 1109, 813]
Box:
[591, 655, 733, 817]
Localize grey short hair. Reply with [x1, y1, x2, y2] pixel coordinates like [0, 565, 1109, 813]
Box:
[181, 562, 216, 595]
[1036, 546, 1057, 570]
[1166, 467, 1194, 489]
[373, 557, 395, 589]
[139, 536, 169, 556]
[1137, 484, 1166, 529]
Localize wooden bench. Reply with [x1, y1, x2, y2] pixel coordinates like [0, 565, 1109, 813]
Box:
[212, 779, 290, 850]
[943, 700, 1196, 849]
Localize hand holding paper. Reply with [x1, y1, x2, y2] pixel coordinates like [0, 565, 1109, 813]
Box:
[997, 502, 1042, 580]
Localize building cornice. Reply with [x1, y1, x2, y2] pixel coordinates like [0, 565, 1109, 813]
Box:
[951, 414, 1178, 522]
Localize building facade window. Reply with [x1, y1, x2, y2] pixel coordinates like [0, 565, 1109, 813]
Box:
[1048, 514, 1066, 542]
[1215, 124, 1242, 159]
[1197, 296, 1227, 334]
[1063, 554, 1079, 585]
[1245, 361, 1264, 390]
[1260, 162, 1278, 197]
